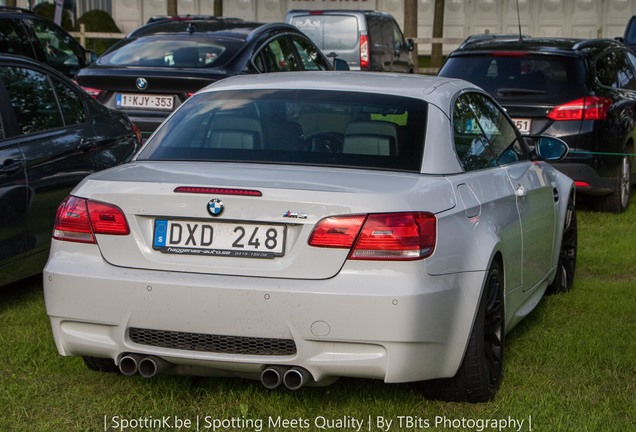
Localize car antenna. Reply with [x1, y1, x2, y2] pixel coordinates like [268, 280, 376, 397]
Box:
[516, 0, 524, 42]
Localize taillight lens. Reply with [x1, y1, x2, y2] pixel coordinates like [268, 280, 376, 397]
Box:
[308, 212, 436, 261]
[53, 196, 129, 244]
[307, 215, 366, 248]
[547, 96, 612, 121]
[360, 35, 369, 69]
[131, 123, 143, 145]
[81, 86, 103, 98]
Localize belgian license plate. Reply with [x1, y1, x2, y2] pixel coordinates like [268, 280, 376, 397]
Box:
[116, 93, 174, 110]
[512, 118, 532, 134]
[153, 219, 286, 258]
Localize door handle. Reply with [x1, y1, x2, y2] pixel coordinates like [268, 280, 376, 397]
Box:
[516, 185, 527, 199]
[0, 159, 23, 176]
[78, 138, 97, 150]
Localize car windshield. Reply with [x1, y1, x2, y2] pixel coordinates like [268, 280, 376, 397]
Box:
[442, 54, 587, 103]
[137, 89, 427, 172]
[99, 36, 237, 68]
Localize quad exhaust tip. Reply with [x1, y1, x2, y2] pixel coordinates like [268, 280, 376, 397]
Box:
[120, 356, 313, 388]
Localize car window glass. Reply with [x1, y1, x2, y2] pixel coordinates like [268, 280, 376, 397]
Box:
[290, 36, 329, 71]
[52, 79, 87, 125]
[29, 19, 81, 67]
[595, 52, 620, 88]
[99, 38, 228, 68]
[254, 38, 297, 72]
[627, 52, 636, 80]
[392, 21, 405, 51]
[139, 89, 427, 173]
[0, 19, 35, 58]
[616, 51, 636, 90]
[0, 66, 64, 134]
[453, 93, 525, 171]
[441, 55, 586, 103]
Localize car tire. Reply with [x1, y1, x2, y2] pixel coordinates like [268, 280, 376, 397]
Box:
[547, 198, 577, 294]
[82, 356, 119, 373]
[421, 259, 505, 402]
[596, 153, 631, 213]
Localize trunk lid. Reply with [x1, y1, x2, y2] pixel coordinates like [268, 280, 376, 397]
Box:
[74, 162, 455, 279]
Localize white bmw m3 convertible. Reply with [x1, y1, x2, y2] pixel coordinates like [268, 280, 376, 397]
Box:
[44, 72, 577, 402]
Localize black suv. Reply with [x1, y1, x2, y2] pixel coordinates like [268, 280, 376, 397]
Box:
[0, 6, 94, 77]
[439, 35, 636, 212]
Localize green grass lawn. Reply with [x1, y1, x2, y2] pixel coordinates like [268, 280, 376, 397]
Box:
[1, 203, 634, 431]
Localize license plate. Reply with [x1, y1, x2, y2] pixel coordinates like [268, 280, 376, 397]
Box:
[512, 118, 532, 134]
[153, 219, 286, 258]
[116, 93, 174, 110]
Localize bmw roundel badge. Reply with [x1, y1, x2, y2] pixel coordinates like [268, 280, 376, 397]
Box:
[207, 198, 224, 217]
[136, 77, 148, 90]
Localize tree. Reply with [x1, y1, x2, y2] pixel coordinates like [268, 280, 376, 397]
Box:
[167, 0, 177, 16]
[431, 0, 445, 70]
[404, 0, 418, 71]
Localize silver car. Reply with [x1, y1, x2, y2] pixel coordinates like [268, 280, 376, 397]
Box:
[44, 72, 577, 402]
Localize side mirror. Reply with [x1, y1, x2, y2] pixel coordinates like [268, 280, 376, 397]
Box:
[85, 50, 98, 65]
[406, 38, 415, 52]
[333, 58, 350, 71]
[529, 136, 569, 161]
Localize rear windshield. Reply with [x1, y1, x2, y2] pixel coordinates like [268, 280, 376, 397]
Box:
[137, 89, 427, 172]
[290, 16, 359, 51]
[441, 54, 587, 103]
[99, 37, 236, 68]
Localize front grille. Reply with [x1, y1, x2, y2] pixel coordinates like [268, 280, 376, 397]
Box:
[128, 327, 297, 356]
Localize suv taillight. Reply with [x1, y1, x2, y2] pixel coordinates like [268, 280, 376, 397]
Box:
[308, 212, 436, 260]
[547, 96, 612, 121]
[360, 35, 369, 69]
[53, 196, 129, 244]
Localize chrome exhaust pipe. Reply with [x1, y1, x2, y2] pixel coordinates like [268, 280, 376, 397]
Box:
[119, 353, 143, 376]
[138, 356, 172, 379]
[260, 366, 288, 389]
[283, 367, 313, 390]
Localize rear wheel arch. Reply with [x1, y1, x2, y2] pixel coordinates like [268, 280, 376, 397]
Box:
[421, 254, 506, 402]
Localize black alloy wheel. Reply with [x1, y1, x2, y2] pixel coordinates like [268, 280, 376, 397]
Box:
[547, 198, 577, 294]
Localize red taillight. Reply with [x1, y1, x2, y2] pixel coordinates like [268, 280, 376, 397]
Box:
[174, 186, 262, 196]
[360, 34, 369, 69]
[490, 51, 528, 57]
[131, 123, 142, 145]
[308, 212, 436, 261]
[308, 215, 366, 248]
[53, 196, 129, 244]
[547, 96, 612, 121]
[574, 180, 591, 188]
[81, 86, 103, 98]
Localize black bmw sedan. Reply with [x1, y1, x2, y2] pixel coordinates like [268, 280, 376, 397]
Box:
[78, 21, 345, 140]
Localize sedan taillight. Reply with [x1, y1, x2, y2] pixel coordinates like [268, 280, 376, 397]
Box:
[81, 86, 103, 98]
[53, 196, 129, 244]
[308, 212, 436, 260]
[547, 96, 612, 121]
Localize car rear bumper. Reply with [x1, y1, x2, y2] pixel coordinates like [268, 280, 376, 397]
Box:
[551, 161, 616, 196]
[43, 241, 485, 384]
